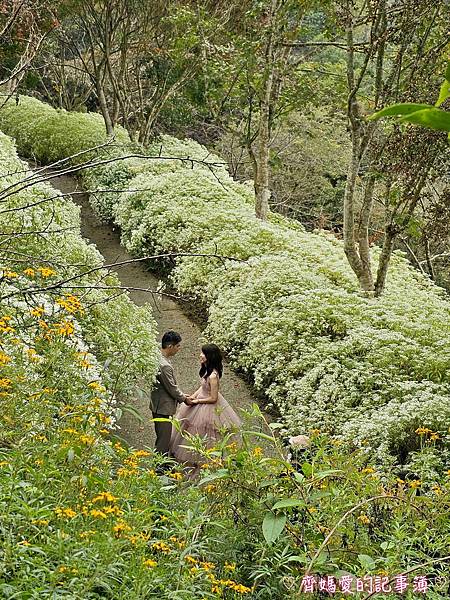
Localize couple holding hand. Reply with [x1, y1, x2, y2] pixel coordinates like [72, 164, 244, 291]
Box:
[150, 330, 241, 466]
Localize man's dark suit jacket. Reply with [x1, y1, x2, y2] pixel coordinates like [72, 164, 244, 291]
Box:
[150, 354, 185, 415]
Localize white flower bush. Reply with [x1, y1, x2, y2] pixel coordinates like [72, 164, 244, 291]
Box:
[1, 97, 449, 473]
[0, 131, 159, 396]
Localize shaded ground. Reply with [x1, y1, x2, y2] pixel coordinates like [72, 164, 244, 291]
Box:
[50, 174, 265, 450]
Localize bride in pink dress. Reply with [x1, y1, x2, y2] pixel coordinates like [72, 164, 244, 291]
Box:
[169, 344, 241, 466]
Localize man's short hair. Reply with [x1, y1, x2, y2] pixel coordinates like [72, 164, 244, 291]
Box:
[161, 330, 182, 348]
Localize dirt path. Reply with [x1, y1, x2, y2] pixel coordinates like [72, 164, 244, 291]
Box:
[50, 174, 262, 450]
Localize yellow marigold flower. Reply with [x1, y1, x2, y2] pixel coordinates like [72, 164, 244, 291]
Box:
[79, 530, 96, 539]
[37, 267, 56, 277]
[430, 433, 440, 441]
[357, 514, 371, 525]
[2, 270, 18, 278]
[31, 519, 49, 526]
[92, 492, 117, 504]
[159, 515, 168, 521]
[185, 556, 197, 564]
[117, 467, 137, 477]
[431, 485, 443, 495]
[205, 484, 216, 493]
[147, 469, 156, 477]
[103, 505, 123, 516]
[169, 471, 183, 481]
[252, 447, 263, 457]
[30, 306, 45, 317]
[113, 521, 132, 535]
[89, 509, 107, 519]
[200, 561, 215, 571]
[307, 507, 316, 513]
[132, 449, 151, 458]
[23, 268, 35, 277]
[143, 558, 157, 568]
[0, 318, 14, 334]
[34, 459, 43, 466]
[361, 467, 375, 474]
[446, 470, 450, 477]
[415, 427, 432, 435]
[54, 507, 77, 518]
[99, 429, 110, 435]
[409, 480, 421, 489]
[89, 381, 106, 392]
[55, 320, 74, 337]
[0, 378, 12, 388]
[152, 541, 171, 553]
[0, 352, 11, 364]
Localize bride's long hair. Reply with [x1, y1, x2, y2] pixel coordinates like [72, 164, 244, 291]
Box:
[199, 343, 223, 379]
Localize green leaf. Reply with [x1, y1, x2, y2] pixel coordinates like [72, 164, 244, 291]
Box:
[368, 103, 432, 121]
[272, 498, 307, 510]
[358, 554, 376, 571]
[445, 61, 450, 83]
[302, 462, 313, 477]
[399, 107, 450, 133]
[435, 79, 449, 107]
[121, 403, 144, 423]
[262, 512, 287, 544]
[313, 469, 342, 481]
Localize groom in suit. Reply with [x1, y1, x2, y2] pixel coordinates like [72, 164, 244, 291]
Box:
[150, 330, 191, 456]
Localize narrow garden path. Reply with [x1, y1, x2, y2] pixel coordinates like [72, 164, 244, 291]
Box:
[50, 174, 262, 450]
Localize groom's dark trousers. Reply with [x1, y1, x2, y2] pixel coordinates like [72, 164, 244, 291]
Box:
[150, 354, 185, 455]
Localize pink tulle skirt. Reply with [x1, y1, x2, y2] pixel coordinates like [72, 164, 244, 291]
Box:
[169, 394, 241, 465]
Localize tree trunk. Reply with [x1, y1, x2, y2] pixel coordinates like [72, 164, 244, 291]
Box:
[96, 76, 114, 136]
[374, 225, 397, 296]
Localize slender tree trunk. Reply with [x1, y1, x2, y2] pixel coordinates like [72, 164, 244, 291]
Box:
[95, 74, 114, 136]
[254, 0, 278, 220]
[374, 224, 397, 296]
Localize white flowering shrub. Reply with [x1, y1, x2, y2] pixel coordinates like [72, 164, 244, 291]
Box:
[0, 96, 129, 163]
[0, 132, 159, 394]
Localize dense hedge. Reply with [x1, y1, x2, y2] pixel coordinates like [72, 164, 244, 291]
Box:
[0, 130, 158, 397]
[1, 96, 449, 478]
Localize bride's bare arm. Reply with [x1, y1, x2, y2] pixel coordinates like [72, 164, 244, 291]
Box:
[192, 374, 219, 404]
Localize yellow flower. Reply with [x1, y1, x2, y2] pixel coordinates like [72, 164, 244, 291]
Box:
[89, 509, 107, 519]
[54, 507, 77, 519]
[89, 381, 106, 392]
[224, 562, 236, 572]
[2, 270, 18, 278]
[152, 541, 171, 553]
[361, 467, 375, 474]
[18, 540, 30, 546]
[113, 521, 132, 535]
[431, 485, 443, 495]
[37, 267, 56, 277]
[23, 268, 35, 277]
[205, 484, 216, 493]
[430, 433, 440, 441]
[132, 449, 151, 458]
[55, 320, 74, 337]
[415, 427, 432, 435]
[31, 519, 49, 526]
[357, 514, 371, 525]
[0, 352, 11, 364]
[252, 447, 263, 457]
[169, 471, 183, 481]
[0, 378, 12, 388]
[185, 555, 197, 564]
[409, 480, 421, 489]
[200, 561, 215, 571]
[143, 558, 157, 568]
[446, 470, 450, 477]
[92, 492, 117, 504]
